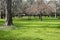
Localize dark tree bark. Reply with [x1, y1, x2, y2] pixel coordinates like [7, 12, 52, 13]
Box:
[55, 12, 57, 18]
[5, 0, 13, 26]
[0, 11, 4, 19]
[28, 15, 31, 20]
[39, 12, 42, 21]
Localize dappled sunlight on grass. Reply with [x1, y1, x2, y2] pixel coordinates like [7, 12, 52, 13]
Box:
[0, 17, 60, 40]
[13, 17, 60, 28]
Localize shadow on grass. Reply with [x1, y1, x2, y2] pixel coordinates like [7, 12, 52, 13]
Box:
[0, 36, 44, 40]
[13, 23, 60, 29]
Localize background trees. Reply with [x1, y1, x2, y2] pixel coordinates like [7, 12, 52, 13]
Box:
[0, 0, 60, 26]
[8, 0, 60, 18]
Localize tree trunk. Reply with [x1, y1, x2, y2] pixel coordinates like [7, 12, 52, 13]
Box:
[40, 15, 42, 21]
[39, 15, 42, 21]
[0, 11, 1, 18]
[0, 11, 3, 19]
[55, 12, 57, 18]
[28, 16, 31, 20]
[1, 11, 4, 19]
[5, 0, 13, 26]
[39, 13, 42, 21]
[39, 15, 40, 19]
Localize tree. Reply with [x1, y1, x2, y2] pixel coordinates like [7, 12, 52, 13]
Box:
[26, 4, 38, 20]
[5, 0, 13, 26]
[37, 0, 45, 21]
[48, 0, 57, 18]
[25, 0, 45, 20]
[0, 0, 4, 19]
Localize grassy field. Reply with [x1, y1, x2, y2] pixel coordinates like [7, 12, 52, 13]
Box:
[0, 16, 60, 40]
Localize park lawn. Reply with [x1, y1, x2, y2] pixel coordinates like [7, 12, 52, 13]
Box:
[0, 16, 60, 40]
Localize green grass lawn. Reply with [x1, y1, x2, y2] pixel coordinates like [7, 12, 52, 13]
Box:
[0, 16, 60, 40]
